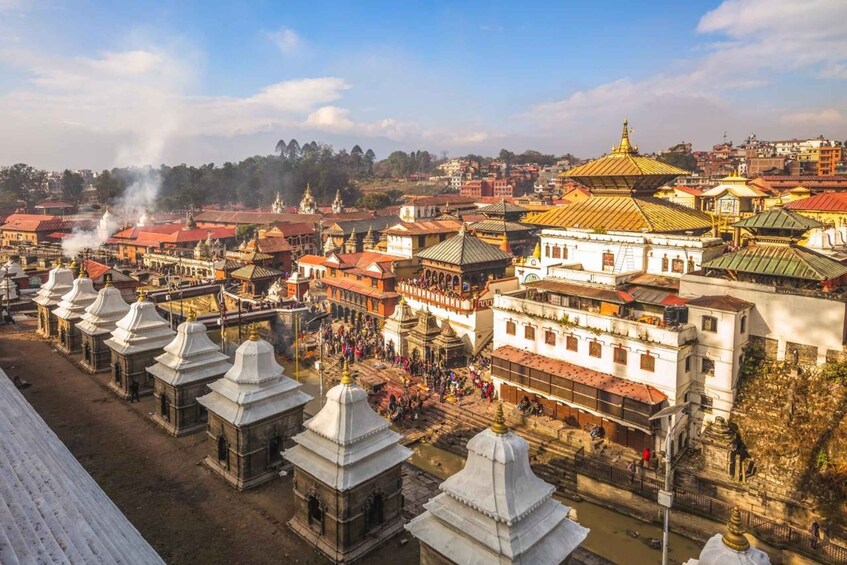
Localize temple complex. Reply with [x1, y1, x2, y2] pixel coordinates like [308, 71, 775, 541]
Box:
[77, 277, 131, 373]
[393, 224, 519, 355]
[53, 266, 99, 354]
[33, 258, 74, 338]
[683, 508, 770, 564]
[469, 199, 535, 256]
[197, 328, 311, 490]
[406, 404, 588, 564]
[104, 291, 176, 399]
[147, 310, 232, 436]
[284, 361, 411, 563]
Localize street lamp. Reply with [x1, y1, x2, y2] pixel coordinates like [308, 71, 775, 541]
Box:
[649, 402, 689, 565]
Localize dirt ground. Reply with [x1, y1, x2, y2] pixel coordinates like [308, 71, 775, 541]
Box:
[0, 320, 420, 565]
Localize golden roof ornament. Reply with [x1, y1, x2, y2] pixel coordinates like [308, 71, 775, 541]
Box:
[104, 273, 113, 287]
[56, 256, 64, 268]
[532, 240, 542, 260]
[187, 308, 197, 322]
[69, 257, 77, 271]
[612, 118, 636, 155]
[721, 507, 750, 551]
[248, 324, 260, 341]
[491, 401, 508, 435]
[340, 358, 353, 385]
[137, 288, 147, 302]
[78, 264, 87, 279]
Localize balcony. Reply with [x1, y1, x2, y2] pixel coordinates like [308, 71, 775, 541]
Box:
[494, 294, 697, 348]
[398, 282, 476, 313]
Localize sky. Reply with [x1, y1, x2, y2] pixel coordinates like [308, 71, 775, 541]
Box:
[0, 0, 846, 170]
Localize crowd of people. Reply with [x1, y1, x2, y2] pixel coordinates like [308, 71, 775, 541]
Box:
[321, 320, 386, 366]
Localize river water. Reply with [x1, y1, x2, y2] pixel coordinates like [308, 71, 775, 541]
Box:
[409, 442, 703, 565]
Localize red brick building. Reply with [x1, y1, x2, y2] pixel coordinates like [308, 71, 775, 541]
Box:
[0, 214, 70, 247]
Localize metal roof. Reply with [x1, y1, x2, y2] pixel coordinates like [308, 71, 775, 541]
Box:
[478, 200, 528, 216]
[702, 243, 847, 281]
[469, 219, 534, 233]
[525, 195, 713, 233]
[525, 278, 635, 304]
[230, 264, 284, 280]
[785, 192, 847, 213]
[732, 207, 823, 232]
[416, 226, 513, 266]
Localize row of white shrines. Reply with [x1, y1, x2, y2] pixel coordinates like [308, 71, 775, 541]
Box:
[29, 259, 767, 564]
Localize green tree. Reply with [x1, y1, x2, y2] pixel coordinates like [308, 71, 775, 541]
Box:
[0, 163, 46, 202]
[358, 192, 391, 210]
[93, 170, 125, 204]
[61, 169, 85, 203]
[657, 151, 697, 172]
[275, 139, 287, 157]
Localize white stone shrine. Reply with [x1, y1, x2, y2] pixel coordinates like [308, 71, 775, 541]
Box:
[284, 360, 411, 563]
[104, 291, 175, 399]
[147, 311, 232, 436]
[77, 278, 131, 373]
[684, 507, 771, 564]
[33, 258, 74, 338]
[197, 328, 311, 489]
[406, 403, 589, 565]
[53, 268, 99, 354]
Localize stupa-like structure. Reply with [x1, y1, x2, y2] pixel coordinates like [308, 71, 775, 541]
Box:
[33, 258, 74, 338]
[104, 290, 176, 399]
[383, 296, 418, 357]
[53, 265, 99, 354]
[147, 310, 232, 436]
[684, 507, 770, 564]
[284, 360, 412, 563]
[299, 183, 318, 215]
[406, 403, 589, 565]
[197, 328, 311, 490]
[77, 276, 131, 373]
[0, 270, 19, 304]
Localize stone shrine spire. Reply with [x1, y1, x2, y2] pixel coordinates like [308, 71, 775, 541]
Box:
[406, 402, 589, 564]
[683, 507, 770, 564]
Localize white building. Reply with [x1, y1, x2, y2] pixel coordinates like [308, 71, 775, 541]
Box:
[684, 508, 770, 564]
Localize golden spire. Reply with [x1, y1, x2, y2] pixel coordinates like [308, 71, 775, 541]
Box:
[613, 118, 635, 155]
[78, 264, 87, 279]
[56, 256, 64, 268]
[248, 324, 260, 341]
[532, 240, 541, 260]
[499, 233, 511, 253]
[721, 507, 750, 551]
[340, 358, 353, 385]
[491, 401, 508, 435]
[104, 273, 113, 287]
[187, 308, 197, 322]
[136, 288, 147, 302]
[69, 257, 77, 271]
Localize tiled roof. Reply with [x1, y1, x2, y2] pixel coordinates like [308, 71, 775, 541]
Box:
[323, 215, 399, 236]
[525, 279, 635, 304]
[34, 200, 74, 208]
[478, 201, 528, 215]
[416, 226, 513, 266]
[469, 219, 534, 233]
[296, 254, 328, 266]
[686, 295, 754, 312]
[701, 184, 767, 199]
[408, 195, 477, 206]
[321, 276, 399, 299]
[325, 251, 406, 269]
[381, 220, 462, 236]
[195, 210, 321, 225]
[133, 227, 235, 245]
[213, 259, 244, 270]
[249, 237, 292, 254]
[702, 243, 847, 281]
[732, 208, 822, 232]
[266, 222, 316, 237]
[492, 346, 667, 405]
[525, 196, 712, 233]
[785, 192, 847, 213]
[230, 264, 284, 280]
[0, 214, 69, 233]
[674, 186, 703, 196]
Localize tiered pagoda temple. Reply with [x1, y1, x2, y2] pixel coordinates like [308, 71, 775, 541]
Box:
[34, 258, 74, 338]
[104, 291, 176, 399]
[147, 311, 232, 436]
[197, 328, 311, 490]
[406, 403, 588, 564]
[53, 267, 99, 354]
[284, 360, 411, 563]
[77, 277, 131, 373]
[528, 120, 711, 235]
[470, 198, 535, 256]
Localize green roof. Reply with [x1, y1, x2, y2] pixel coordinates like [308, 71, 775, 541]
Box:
[478, 201, 528, 216]
[417, 226, 513, 266]
[702, 244, 847, 281]
[470, 219, 534, 233]
[732, 208, 822, 232]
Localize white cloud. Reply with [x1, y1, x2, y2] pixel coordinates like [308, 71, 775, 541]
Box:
[267, 26, 302, 57]
[781, 108, 844, 127]
[304, 105, 416, 140]
[519, 0, 847, 154]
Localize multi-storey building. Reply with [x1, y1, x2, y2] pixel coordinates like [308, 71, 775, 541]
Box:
[382, 220, 461, 258]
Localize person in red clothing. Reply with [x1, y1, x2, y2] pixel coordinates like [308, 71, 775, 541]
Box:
[642, 447, 651, 466]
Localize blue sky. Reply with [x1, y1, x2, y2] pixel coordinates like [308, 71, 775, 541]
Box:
[0, 0, 845, 169]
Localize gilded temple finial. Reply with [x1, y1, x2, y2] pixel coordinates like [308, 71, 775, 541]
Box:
[721, 507, 750, 551]
[248, 324, 260, 341]
[614, 118, 635, 155]
[491, 401, 508, 435]
[532, 240, 541, 260]
[187, 308, 197, 322]
[136, 288, 147, 302]
[340, 358, 353, 385]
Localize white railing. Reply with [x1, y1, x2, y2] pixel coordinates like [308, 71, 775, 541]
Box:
[398, 282, 475, 312]
[494, 294, 696, 347]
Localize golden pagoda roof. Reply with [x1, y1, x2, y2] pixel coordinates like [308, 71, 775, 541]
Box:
[563, 120, 690, 194]
[525, 195, 713, 233]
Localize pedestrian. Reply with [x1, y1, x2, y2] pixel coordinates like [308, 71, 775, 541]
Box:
[811, 521, 820, 549]
[486, 381, 495, 403]
[642, 447, 651, 467]
[129, 379, 140, 403]
[438, 379, 446, 403]
[627, 461, 636, 483]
